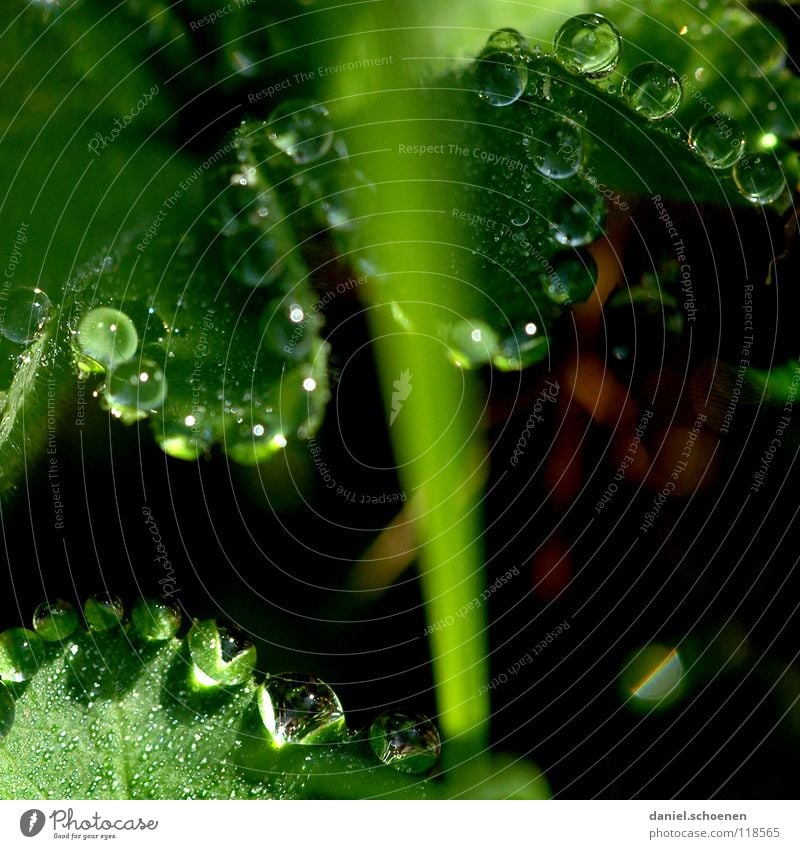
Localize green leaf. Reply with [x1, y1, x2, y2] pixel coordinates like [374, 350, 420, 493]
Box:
[0, 620, 439, 799]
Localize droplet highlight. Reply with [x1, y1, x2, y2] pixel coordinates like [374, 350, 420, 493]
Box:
[107, 358, 168, 412]
[187, 619, 256, 687]
[0, 287, 51, 345]
[475, 50, 528, 107]
[621, 62, 682, 120]
[33, 599, 78, 642]
[83, 593, 124, 632]
[553, 14, 621, 78]
[0, 628, 45, 682]
[733, 154, 786, 204]
[688, 115, 745, 169]
[368, 711, 441, 774]
[76, 308, 139, 369]
[266, 100, 334, 165]
[132, 598, 182, 642]
[258, 672, 346, 746]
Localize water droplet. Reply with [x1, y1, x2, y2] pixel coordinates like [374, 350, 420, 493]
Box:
[511, 207, 530, 227]
[258, 672, 346, 746]
[474, 50, 528, 107]
[33, 599, 78, 642]
[0, 681, 14, 738]
[551, 192, 606, 246]
[447, 320, 499, 367]
[84, 593, 124, 632]
[621, 62, 682, 120]
[544, 250, 597, 305]
[486, 27, 528, 57]
[106, 358, 168, 412]
[553, 14, 621, 78]
[620, 645, 684, 709]
[733, 153, 786, 204]
[76, 307, 139, 369]
[262, 296, 320, 361]
[306, 166, 377, 235]
[528, 117, 583, 179]
[688, 115, 745, 169]
[494, 321, 550, 371]
[187, 620, 256, 686]
[0, 286, 51, 345]
[132, 598, 181, 642]
[266, 100, 334, 165]
[0, 628, 45, 682]
[368, 711, 441, 773]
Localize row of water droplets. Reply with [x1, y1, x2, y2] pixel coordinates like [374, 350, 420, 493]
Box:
[475, 14, 789, 206]
[0, 598, 440, 775]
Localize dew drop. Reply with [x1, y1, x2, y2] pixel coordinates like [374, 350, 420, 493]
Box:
[733, 153, 786, 205]
[368, 711, 441, 774]
[0, 287, 51, 345]
[553, 14, 621, 78]
[510, 207, 530, 228]
[494, 320, 550, 371]
[486, 27, 528, 57]
[132, 598, 182, 642]
[474, 50, 528, 107]
[0, 628, 45, 682]
[266, 100, 334, 165]
[187, 619, 256, 687]
[258, 672, 346, 746]
[621, 62, 682, 120]
[528, 117, 583, 179]
[84, 593, 124, 632]
[551, 192, 606, 247]
[544, 250, 597, 305]
[33, 599, 78, 642]
[76, 307, 139, 369]
[0, 681, 14, 738]
[688, 115, 745, 169]
[106, 358, 168, 412]
[447, 320, 499, 367]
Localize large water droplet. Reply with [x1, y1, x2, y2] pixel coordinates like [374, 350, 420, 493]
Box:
[543, 250, 597, 305]
[84, 593, 124, 632]
[258, 672, 346, 746]
[553, 14, 621, 78]
[0, 628, 45, 682]
[688, 115, 745, 169]
[187, 620, 256, 686]
[0, 287, 51, 345]
[0, 681, 14, 738]
[132, 598, 182, 642]
[262, 295, 320, 361]
[494, 320, 550, 371]
[474, 50, 528, 107]
[368, 711, 441, 773]
[621, 62, 682, 120]
[106, 358, 168, 412]
[551, 192, 606, 247]
[447, 320, 499, 367]
[76, 307, 139, 370]
[511, 207, 530, 227]
[486, 27, 528, 57]
[266, 100, 334, 165]
[527, 117, 583, 179]
[33, 599, 78, 642]
[733, 153, 786, 204]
